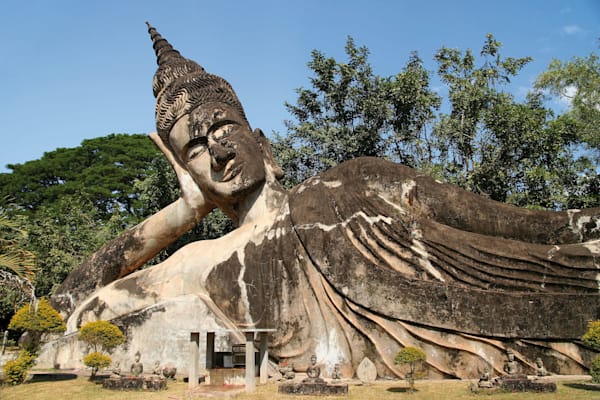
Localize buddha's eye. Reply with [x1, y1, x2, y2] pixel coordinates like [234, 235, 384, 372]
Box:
[186, 137, 208, 161]
[211, 124, 234, 141]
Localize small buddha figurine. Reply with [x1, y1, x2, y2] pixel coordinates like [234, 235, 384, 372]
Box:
[152, 360, 161, 375]
[130, 351, 144, 376]
[303, 355, 324, 383]
[477, 367, 494, 388]
[332, 363, 341, 380]
[503, 350, 520, 375]
[110, 361, 121, 379]
[535, 357, 549, 377]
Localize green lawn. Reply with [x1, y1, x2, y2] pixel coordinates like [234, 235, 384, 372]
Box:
[1, 377, 599, 400]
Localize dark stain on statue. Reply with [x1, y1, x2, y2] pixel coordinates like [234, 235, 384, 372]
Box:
[114, 275, 148, 298]
[75, 297, 107, 328]
[206, 253, 244, 323]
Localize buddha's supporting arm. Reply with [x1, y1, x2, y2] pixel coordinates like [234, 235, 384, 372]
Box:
[51, 133, 213, 316]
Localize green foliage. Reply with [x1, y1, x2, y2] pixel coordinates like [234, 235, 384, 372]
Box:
[0, 134, 161, 223]
[582, 320, 600, 350]
[385, 52, 441, 168]
[83, 351, 112, 378]
[9, 298, 66, 335]
[0, 205, 36, 281]
[395, 346, 427, 391]
[591, 355, 600, 383]
[3, 350, 36, 385]
[8, 298, 65, 352]
[78, 320, 125, 352]
[278, 33, 597, 209]
[534, 52, 600, 153]
[25, 195, 118, 297]
[278, 37, 391, 186]
[395, 346, 427, 365]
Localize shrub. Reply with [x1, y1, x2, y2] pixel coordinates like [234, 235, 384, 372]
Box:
[3, 350, 36, 385]
[8, 298, 66, 352]
[395, 346, 427, 392]
[583, 320, 600, 351]
[83, 351, 112, 378]
[9, 298, 66, 334]
[78, 320, 125, 352]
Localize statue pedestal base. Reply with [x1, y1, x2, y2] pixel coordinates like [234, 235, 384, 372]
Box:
[278, 380, 348, 396]
[102, 376, 167, 391]
[499, 375, 556, 393]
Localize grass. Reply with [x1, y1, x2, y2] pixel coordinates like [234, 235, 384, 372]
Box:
[1, 377, 599, 400]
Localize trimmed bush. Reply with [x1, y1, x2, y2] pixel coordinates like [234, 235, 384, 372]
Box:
[9, 298, 66, 334]
[590, 355, 600, 383]
[78, 320, 125, 352]
[3, 350, 36, 385]
[83, 351, 112, 378]
[583, 320, 600, 351]
[395, 346, 427, 392]
[9, 298, 66, 352]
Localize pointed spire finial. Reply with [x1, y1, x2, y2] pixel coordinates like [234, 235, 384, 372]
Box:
[145, 21, 185, 66]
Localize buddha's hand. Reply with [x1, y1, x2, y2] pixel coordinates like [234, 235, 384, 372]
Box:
[149, 132, 211, 212]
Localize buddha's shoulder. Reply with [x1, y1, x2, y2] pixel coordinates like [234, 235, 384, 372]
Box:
[290, 157, 422, 199]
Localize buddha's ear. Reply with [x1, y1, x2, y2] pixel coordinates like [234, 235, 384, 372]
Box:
[253, 128, 284, 180]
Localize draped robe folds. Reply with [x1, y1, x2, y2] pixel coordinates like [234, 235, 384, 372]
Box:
[205, 158, 600, 379]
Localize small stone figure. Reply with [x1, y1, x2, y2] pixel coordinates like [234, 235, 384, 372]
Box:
[130, 351, 144, 376]
[303, 355, 324, 383]
[503, 350, 520, 375]
[279, 360, 295, 380]
[331, 363, 341, 380]
[477, 368, 495, 388]
[306, 355, 320, 378]
[535, 357, 549, 377]
[162, 363, 177, 380]
[110, 362, 121, 379]
[152, 360, 161, 375]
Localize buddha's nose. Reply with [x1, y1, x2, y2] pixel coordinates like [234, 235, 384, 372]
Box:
[209, 141, 236, 171]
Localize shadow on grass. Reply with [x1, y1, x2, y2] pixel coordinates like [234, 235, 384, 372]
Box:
[28, 373, 78, 383]
[564, 382, 600, 391]
[387, 386, 418, 393]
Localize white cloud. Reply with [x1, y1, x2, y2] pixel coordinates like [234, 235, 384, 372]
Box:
[558, 85, 577, 108]
[563, 24, 583, 35]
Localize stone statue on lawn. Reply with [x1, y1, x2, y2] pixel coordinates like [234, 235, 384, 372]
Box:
[44, 23, 600, 379]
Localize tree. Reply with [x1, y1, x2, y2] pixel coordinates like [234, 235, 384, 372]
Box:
[83, 351, 112, 379]
[533, 51, 600, 209]
[25, 195, 117, 298]
[583, 320, 600, 350]
[582, 320, 600, 383]
[534, 52, 600, 154]
[78, 320, 125, 378]
[3, 349, 36, 385]
[433, 34, 533, 189]
[395, 346, 427, 392]
[385, 51, 441, 169]
[8, 298, 66, 352]
[277, 34, 596, 209]
[0, 202, 36, 281]
[78, 320, 125, 353]
[0, 203, 37, 327]
[278, 37, 390, 186]
[0, 134, 162, 223]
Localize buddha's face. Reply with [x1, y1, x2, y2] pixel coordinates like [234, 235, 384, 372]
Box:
[168, 103, 266, 205]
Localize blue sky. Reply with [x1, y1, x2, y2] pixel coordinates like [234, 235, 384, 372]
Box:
[1, 0, 598, 172]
